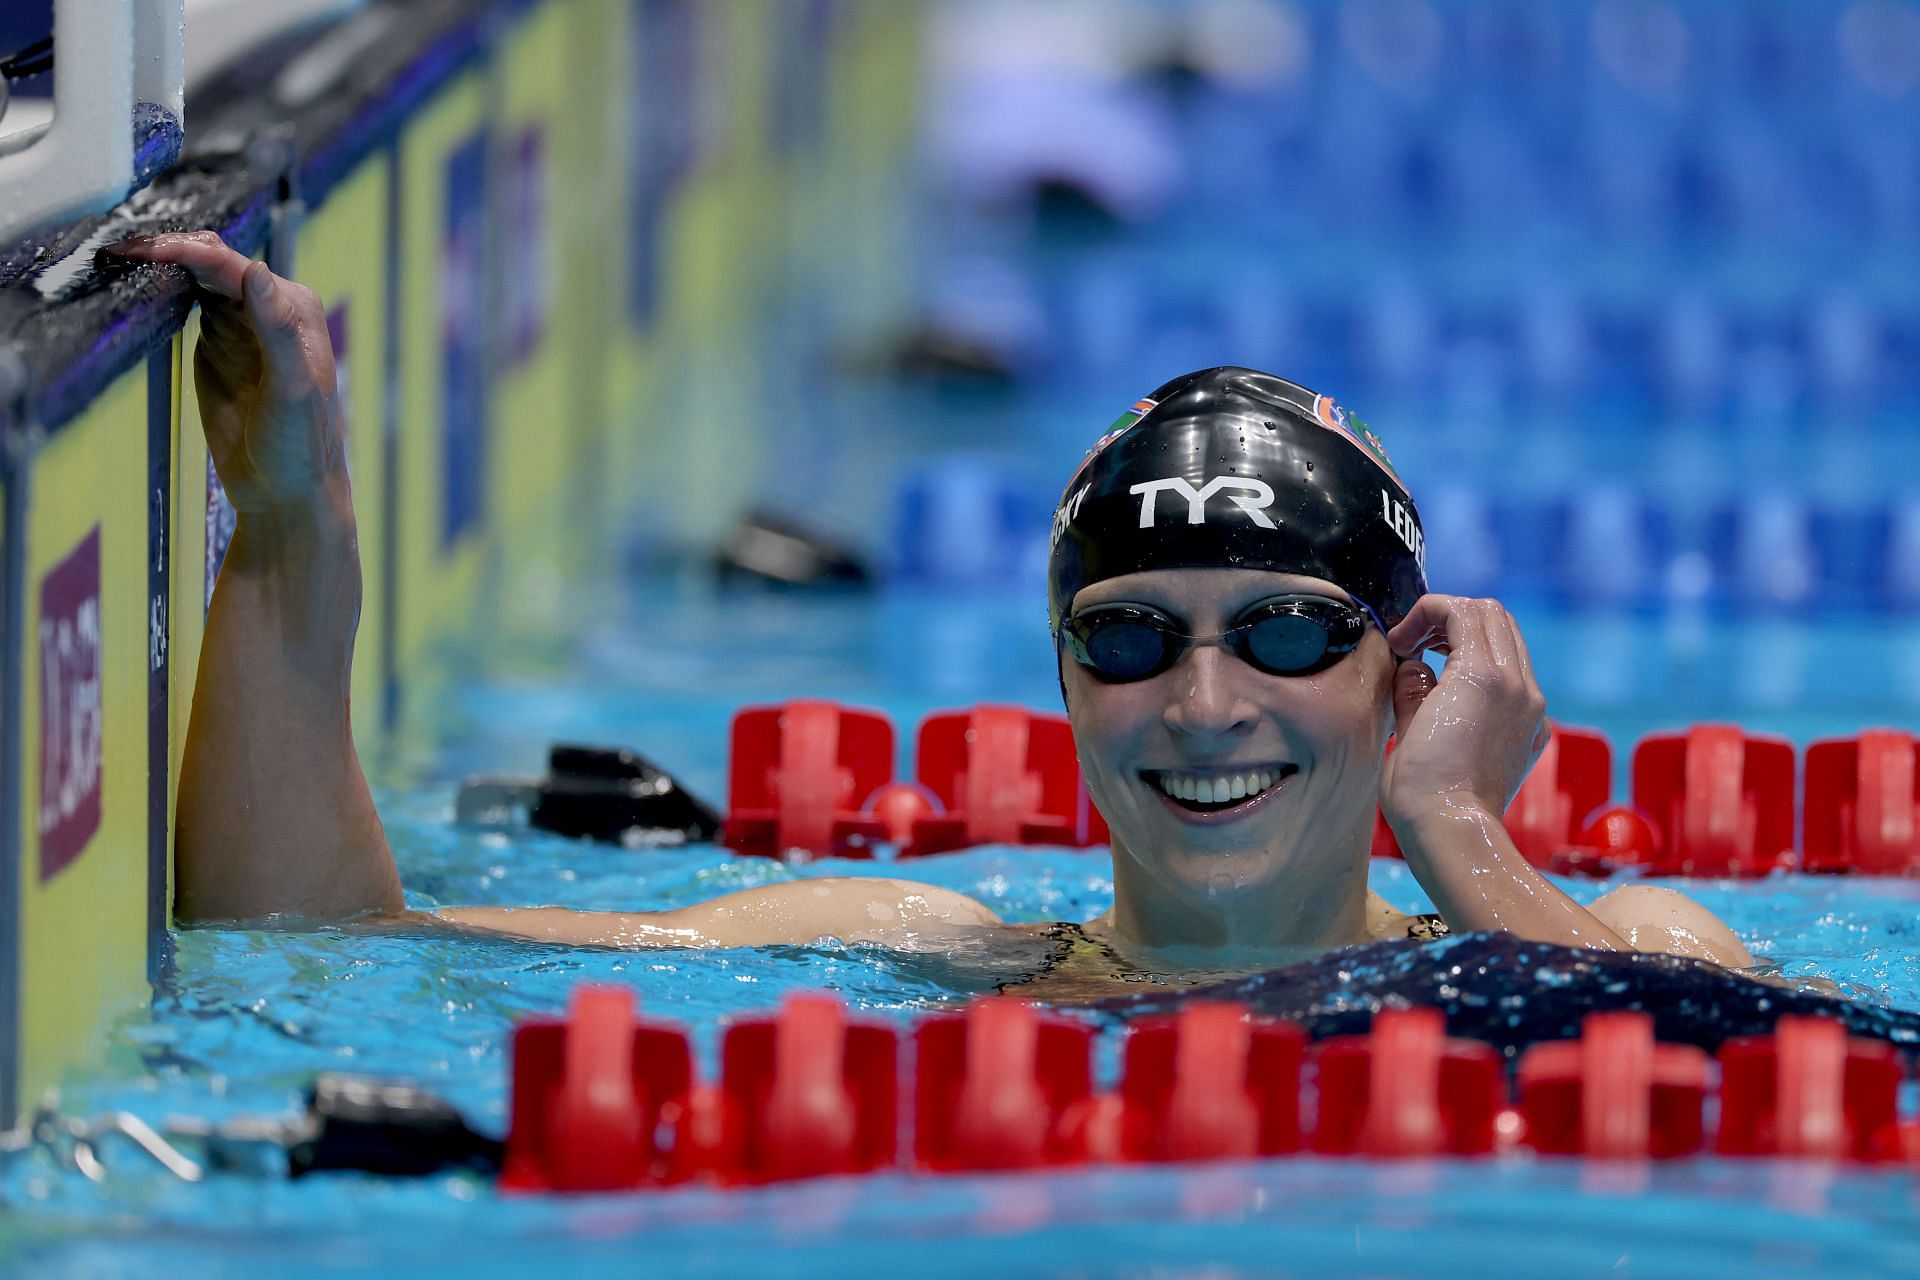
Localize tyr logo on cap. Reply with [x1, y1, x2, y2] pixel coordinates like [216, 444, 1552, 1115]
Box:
[1129, 476, 1277, 529]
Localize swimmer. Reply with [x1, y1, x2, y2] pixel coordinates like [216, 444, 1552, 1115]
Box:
[122, 232, 1752, 999]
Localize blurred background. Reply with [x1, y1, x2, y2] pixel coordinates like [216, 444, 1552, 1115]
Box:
[702, 0, 1920, 763]
[842, 0, 1920, 619]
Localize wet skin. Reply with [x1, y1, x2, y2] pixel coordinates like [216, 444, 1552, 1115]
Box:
[1062, 569, 1402, 954]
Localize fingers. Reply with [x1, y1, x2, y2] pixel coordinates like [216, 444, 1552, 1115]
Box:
[1505, 605, 1537, 684]
[196, 296, 262, 385]
[1391, 595, 1545, 713]
[1392, 659, 1437, 739]
[1482, 607, 1550, 767]
[108, 230, 327, 395]
[191, 336, 240, 405]
[1480, 604, 1523, 673]
[103, 230, 254, 299]
[1486, 605, 1546, 713]
[1387, 594, 1468, 661]
[241, 261, 326, 389]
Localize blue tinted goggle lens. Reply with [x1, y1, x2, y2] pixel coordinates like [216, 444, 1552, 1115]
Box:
[1063, 598, 1367, 682]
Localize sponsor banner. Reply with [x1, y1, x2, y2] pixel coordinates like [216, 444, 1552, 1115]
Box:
[36, 526, 103, 882]
[441, 129, 490, 550]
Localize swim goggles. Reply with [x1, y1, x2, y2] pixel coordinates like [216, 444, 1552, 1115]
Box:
[1060, 596, 1369, 683]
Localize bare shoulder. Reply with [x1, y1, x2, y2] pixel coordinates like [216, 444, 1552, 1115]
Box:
[711, 876, 1004, 930]
[1587, 884, 1754, 968]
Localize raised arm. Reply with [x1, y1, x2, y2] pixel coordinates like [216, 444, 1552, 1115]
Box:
[1380, 595, 1752, 969]
[124, 232, 1002, 952]
[433, 878, 1002, 948]
[116, 232, 403, 923]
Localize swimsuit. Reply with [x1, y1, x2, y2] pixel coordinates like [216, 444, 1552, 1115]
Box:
[996, 913, 1451, 1001]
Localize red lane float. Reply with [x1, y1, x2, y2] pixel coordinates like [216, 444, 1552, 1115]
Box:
[1571, 804, 1663, 870]
[1803, 730, 1920, 875]
[1516, 1012, 1708, 1158]
[1504, 726, 1614, 873]
[724, 701, 894, 858]
[913, 999, 1092, 1171]
[1110, 1003, 1305, 1162]
[1311, 1007, 1505, 1157]
[717, 707, 1920, 874]
[504, 990, 1920, 1195]
[1715, 1015, 1904, 1161]
[723, 701, 1108, 859]
[1632, 725, 1795, 876]
[902, 706, 1108, 857]
[718, 992, 899, 1182]
[500, 985, 694, 1192]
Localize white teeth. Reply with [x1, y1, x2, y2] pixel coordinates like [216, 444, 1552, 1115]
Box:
[1152, 767, 1289, 805]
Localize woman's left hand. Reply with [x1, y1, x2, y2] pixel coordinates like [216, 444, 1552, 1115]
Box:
[1378, 595, 1551, 832]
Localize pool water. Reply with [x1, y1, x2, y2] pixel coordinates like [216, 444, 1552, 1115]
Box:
[7, 570, 1920, 1279]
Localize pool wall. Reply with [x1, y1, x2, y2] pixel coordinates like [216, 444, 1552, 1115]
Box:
[0, 0, 920, 1127]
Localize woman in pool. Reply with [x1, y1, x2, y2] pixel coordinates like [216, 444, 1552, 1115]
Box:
[126, 232, 1751, 994]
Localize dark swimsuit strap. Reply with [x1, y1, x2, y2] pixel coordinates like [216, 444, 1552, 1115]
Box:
[1039, 920, 1121, 971]
[1006, 914, 1450, 994]
[998, 920, 1153, 993]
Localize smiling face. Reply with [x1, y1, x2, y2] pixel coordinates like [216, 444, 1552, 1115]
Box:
[1061, 567, 1398, 938]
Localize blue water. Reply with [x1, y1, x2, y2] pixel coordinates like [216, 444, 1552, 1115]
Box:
[6, 576, 1920, 1279]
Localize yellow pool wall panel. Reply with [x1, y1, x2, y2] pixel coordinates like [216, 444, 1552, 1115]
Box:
[289, 157, 393, 747]
[167, 320, 209, 924]
[15, 370, 156, 1106]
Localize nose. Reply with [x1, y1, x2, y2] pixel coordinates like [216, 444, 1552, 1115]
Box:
[1161, 643, 1260, 741]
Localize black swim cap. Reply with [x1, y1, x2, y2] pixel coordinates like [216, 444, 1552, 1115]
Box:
[1047, 367, 1427, 633]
